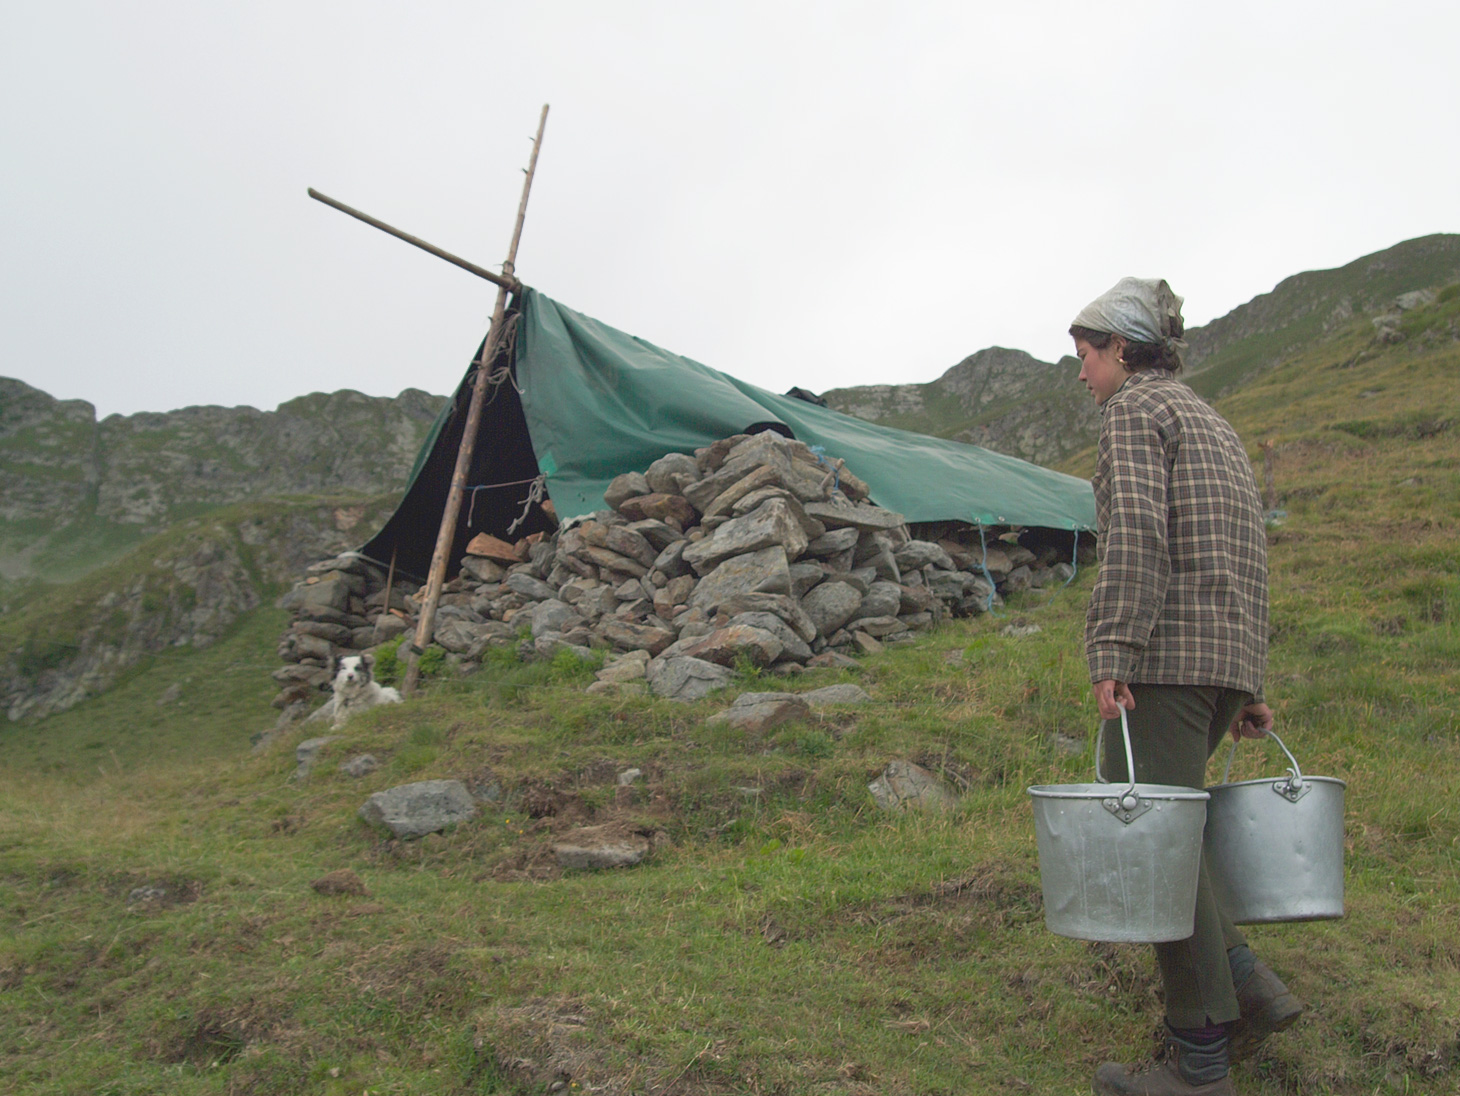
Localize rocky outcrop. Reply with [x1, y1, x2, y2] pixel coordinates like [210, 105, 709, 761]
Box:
[2, 497, 390, 722]
[823, 347, 1102, 468]
[0, 376, 445, 584]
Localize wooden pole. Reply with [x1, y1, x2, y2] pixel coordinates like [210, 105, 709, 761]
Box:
[402, 104, 550, 697]
[307, 188, 519, 291]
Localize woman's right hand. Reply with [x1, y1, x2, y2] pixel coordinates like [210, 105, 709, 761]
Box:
[1092, 679, 1135, 721]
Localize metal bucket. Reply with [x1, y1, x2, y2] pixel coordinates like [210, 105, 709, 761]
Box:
[1029, 709, 1210, 943]
[1205, 732, 1346, 924]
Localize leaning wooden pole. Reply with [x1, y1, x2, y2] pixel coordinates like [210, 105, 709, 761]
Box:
[402, 104, 550, 697]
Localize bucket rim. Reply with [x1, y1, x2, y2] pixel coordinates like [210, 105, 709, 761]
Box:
[1028, 782, 1209, 801]
[1206, 775, 1347, 792]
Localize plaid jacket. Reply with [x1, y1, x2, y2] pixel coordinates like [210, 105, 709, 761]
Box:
[1086, 371, 1268, 700]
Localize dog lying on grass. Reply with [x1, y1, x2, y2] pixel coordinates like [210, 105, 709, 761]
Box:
[306, 653, 402, 728]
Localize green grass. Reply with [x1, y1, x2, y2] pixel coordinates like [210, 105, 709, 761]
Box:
[1, 317, 1459, 1093]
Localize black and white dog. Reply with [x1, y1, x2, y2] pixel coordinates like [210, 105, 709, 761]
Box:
[308, 653, 402, 728]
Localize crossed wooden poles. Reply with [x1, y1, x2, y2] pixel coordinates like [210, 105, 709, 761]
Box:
[309, 104, 549, 696]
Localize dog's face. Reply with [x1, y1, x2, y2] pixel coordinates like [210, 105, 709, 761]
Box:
[333, 654, 374, 694]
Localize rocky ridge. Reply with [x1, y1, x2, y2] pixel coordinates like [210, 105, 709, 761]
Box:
[823, 234, 1460, 466]
[0, 377, 446, 583]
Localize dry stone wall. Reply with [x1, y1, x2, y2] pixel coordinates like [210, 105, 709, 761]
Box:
[272, 432, 1080, 713]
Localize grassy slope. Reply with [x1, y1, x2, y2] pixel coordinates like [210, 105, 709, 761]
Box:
[1, 313, 1458, 1094]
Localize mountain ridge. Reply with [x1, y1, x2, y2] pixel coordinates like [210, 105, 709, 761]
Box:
[824, 233, 1460, 465]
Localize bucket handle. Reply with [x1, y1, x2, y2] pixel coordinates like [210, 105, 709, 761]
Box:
[1095, 707, 1150, 823]
[1220, 729, 1309, 804]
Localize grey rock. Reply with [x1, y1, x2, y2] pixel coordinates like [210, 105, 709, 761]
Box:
[339, 754, 380, 778]
[858, 581, 904, 620]
[460, 556, 506, 584]
[598, 619, 676, 656]
[803, 500, 906, 531]
[1001, 622, 1043, 638]
[652, 539, 691, 579]
[605, 525, 659, 569]
[626, 518, 684, 552]
[531, 599, 585, 639]
[534, 635, 596, 662]
[604, 471, 652, 510]
[294, 735, 341, 779]
[504, 573, 557, 602]
[358, 779, 478, 839]
[802, 684, 871, 706]
[803, 526, 859, 558]
[789, 562, 825, 597]
[617, 767, 644, 786]
[868, 761, 956, 812]
[1002, 565, 1034, 592]
[677, 623, 784, 668]
[727, 612, 813, 662]
[645, 452, 699, 495]
[801, 581, 863, 637]
[688, 545, 791, 609]
[711, 592, 818, 643]
[683, 498, 810, 574]
[707, 692, 810, 732]
[553, 826, 652, 870]
[806, 649, 861, 670]
[894, 540, 956, 571]
[646, 656, 736, 701]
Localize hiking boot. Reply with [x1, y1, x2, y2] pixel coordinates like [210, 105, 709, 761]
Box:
[1092, 1029, 1234, 1096]
[1228, 960, 1303, 1062]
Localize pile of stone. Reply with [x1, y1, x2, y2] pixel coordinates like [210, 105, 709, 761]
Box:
[269, 553, 418, 713]
[271, 431, 1077, 710]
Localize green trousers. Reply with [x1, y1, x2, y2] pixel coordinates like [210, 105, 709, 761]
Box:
[1098, 684, 1251, 1028]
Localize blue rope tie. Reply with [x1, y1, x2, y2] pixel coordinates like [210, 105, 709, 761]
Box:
[808, 444, 840, 493]
[976, 523, 1003, 617]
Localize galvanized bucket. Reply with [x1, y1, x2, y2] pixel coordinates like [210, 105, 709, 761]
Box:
[1029, 709, 1210, 943]
[1205, 732, 1346, 924]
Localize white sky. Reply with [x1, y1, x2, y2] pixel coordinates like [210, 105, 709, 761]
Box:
[3, 1, 1456, 419]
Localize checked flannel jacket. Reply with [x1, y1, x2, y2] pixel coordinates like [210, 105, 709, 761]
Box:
[1085, 370, 1268, 701]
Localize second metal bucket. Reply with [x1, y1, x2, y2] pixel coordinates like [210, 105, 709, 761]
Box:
[1205, 731, 1346, 924]
[1029, 709, 1210, 943]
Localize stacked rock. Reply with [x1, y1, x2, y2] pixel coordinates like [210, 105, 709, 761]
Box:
[271, 553, 417, 712]
[273, 431, 1079, 708]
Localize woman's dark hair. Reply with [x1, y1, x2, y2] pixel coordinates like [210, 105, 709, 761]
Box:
[1068, 324, 1183, 373]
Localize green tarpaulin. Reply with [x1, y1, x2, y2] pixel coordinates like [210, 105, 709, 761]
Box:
[361, 289, 1094, 581]
[517, 290, 1095, 531]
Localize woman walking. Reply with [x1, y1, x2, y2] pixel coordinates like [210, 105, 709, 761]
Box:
[1072, 278, 1302, 1096]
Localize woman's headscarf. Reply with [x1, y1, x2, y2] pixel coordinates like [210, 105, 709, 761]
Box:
[1071, 277, 1187, 355]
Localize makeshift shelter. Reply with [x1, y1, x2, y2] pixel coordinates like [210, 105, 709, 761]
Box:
[360, 289, 1096, 582]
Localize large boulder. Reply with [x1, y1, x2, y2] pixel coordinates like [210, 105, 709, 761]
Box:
[707, 691, 810, 733]
[358, 780, 479, 839]
[687, 546, 791, 609]
[682, 498, 810, 573]
[646, 656, 736, 701]
[677, 624, 783, 668]
[867, 761, 956, 813]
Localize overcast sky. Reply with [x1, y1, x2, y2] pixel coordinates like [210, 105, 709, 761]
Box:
[3, 1, 1456, 419]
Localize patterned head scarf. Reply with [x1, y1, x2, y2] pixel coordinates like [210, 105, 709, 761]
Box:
[1071, 277, 1188, 356]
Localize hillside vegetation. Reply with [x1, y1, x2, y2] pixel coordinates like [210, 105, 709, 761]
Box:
[0, 280, 1457, 1093]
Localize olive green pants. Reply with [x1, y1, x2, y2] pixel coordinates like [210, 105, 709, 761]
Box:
[1099, 684, 1251, 1028]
